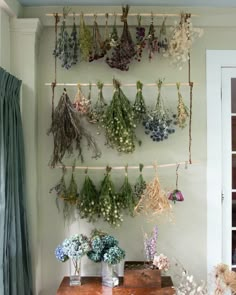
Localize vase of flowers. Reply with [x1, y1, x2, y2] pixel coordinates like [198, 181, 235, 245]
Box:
[87, 229, 125, 287]
[55, 234, 90, 286]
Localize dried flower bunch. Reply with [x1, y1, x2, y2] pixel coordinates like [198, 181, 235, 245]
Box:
[77, 170, 99, 222]
[102, 79, 136, 153]
[144, 225, 158, 262]
[143, 79, 176, 142]
[135, 166, 172, 216]
[146, 15, 159, 61]
[213, 263, 236, 295]
[118, 166, 136, 216]
[158, 17, 168, 54]
[134, 15, 146, 62]
[133, 81, 147, 124]
[176, 82, 189, 128]
[79, 13, 93, 61]
[98, 167, 123, 227]
[133, 164, 146, 200]
[53, 9, 76, 69]
[106, 5, 136, 71]
[73, 84, 91, 114]
[168, 164, 184, 203]
[89, 15, 106, 62]
[87, 229, 125, 265]
[48, 89, 101, 166]
[153, 253, 170, 272]
[70, 15, 79, 65]
[175, 271, 208, 295]
[165, 13, 203, 70]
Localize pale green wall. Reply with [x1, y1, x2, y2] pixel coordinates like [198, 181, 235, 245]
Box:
[0, 8, 10, 71]
[13, 5, 236, 295]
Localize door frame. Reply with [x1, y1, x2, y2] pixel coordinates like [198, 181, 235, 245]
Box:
[206, 50, 236, 275]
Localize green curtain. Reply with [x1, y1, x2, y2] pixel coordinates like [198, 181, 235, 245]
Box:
[0, 67, 33, 295]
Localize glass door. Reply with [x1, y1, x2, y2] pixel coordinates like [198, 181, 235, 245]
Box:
[222, 68, 236, 272]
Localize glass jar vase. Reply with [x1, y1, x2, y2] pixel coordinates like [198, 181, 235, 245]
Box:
[69, 258, 81, 286]
[101, 261, 119, 288]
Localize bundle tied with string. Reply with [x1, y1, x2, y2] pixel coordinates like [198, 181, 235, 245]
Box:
[74, 83, 91, 114]
[79, 12, 93, 61]
[146, 14, 159, 61]
[176, 82, 189, 129]
[133, 80, 147, 124]
[168, 164, 184, 203]
[48, 88, 101, 167]
[133, 163, 146, 200]
[134, 164, 172, 216]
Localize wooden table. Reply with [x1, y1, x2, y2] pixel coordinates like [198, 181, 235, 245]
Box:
[57, 276, 175, 295]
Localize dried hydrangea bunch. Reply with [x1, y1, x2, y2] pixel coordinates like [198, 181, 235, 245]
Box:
[48, 89, 101, 166]
[102, 79, 136, 153]
[79, 13, 93, 61]
[143, 79, 176, 142]
[153, 253, 170, 272]
[73, 84, 91, 114]
[164, 13, 203, 70]
[61, 234, 90, 259]
[176, 82, 189, 128]
[106, 5, 136, 71]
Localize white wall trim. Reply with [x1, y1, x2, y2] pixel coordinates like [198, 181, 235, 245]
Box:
[10, 18, 42, 36]
[207, 50, 236, 276]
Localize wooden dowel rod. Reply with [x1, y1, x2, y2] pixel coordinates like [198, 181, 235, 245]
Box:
[46, 13, 199, 17]
[45, 82, 198, 87]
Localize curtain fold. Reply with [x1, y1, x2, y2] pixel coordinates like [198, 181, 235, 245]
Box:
[0, 67, 33, 295]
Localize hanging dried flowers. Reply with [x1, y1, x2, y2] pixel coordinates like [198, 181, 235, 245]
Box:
[73, 83, 91, 114]
[146, 15, 159, 61]
[176, 82, 189, 129]
[88, 81, 107, 130]
[49, 166, 67, 210]
[70, 13, 79, 65]
[118, 166, 136, 216]
[134, 165, 172, 216]
[99, 167, 123, 227]
[102, 79, 136, 153]
[108, 14, 119, 48]
[79, 12, 93, 61]
[102, 13, 112, 52]
[143, 79, 175, 142]
[164, 13, 203, 70]
[89, 15, 106, 62]
[133, 164, 146, 200]
[134, 15, 146, 62]
[48, 89, 101, 167]
[133, 81, 147, 124]
[158, 17, 168, 54]
[53, 8, 73, 69]
[168, 164, 184, 203]
[106, 5, 136, 71]
[77, 170, 99, 222]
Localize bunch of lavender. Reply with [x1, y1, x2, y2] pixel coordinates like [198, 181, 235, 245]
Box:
[134, 15, 146, 62]
[143, 79, 176, 142]
[144, 225, 158, 262]
[146, 18, 159, 61]
[87, 230, 125, 265]
[106, 5, 136, 71]
[164, 13, 203, 70]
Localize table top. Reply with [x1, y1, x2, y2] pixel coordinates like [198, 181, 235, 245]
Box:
[57, 276, 175, 295]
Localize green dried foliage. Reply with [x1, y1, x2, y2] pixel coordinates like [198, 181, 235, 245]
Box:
[48, 91, 101, 167]
[49, 173, 67, 211]
[176, 83, 189, 129]
[133, 164, 146, 200]
[79, 13, 93, 61]
[78, 174, 99, 222]
[133, 81, 147, 123]
[89, 17, 106, 61]
[102, 79, 136, 153]
[99, 168, 123, 227]
[118, 171, 136, 216]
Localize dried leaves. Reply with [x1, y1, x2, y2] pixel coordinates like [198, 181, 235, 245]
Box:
[176, 82, 189, 128]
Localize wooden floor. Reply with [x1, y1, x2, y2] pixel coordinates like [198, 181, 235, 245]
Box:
[57, 276, 175, 295]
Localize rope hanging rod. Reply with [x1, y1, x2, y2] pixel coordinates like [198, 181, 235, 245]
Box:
[51, 160, 199, 171]
[46, 13, 199, 18]
[45, 82, 197, 87]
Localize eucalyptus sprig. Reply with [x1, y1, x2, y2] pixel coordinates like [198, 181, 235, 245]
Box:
[102, 79, 136, 153]
[133, 81, 147, 123]
[79, 13, 93, 61]
[48, 90, 101, 167]
[176, 82, 189, 128]
[78, 170, 99, 222]
[118, 166, 136, 216]
[99, 167, 123, 227]
[134, 163, 146, 200]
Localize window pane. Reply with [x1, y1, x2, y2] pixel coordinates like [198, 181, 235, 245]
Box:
[232, 231, 236, 264]
[233, 193, 236, 227]
[232, 117, 236, 151]
[232, 78, 236, 113]
[232, 155, 236, 189]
